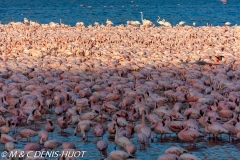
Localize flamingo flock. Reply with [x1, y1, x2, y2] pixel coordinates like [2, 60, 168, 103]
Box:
[0, 18, 240, 159]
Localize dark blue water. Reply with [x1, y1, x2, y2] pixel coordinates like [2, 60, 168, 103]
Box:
[0, 0, 240, 26]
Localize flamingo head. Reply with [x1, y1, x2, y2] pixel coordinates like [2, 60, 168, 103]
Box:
[207, 117, 212, 124]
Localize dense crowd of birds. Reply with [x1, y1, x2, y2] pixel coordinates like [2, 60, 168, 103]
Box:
[0, 17, 240, 160]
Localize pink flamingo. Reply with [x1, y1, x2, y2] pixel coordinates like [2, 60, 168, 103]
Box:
[97, 140, 108, 159]
[178, 126, 205, 148]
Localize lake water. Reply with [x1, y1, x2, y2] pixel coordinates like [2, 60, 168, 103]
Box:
[3, 111, 240, 160]
[0, 0, 240, 26]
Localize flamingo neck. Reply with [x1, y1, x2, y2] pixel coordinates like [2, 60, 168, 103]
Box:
[48, 120, 53, 126]
[202, 110, 206, 121]
[227, 113, 236, 124]
[115, 125, 119, 140]
[100, 114, 103, 124]
[81, 130, 86, 138]
[142, 112, 145, 126]
[183, 126, 188, 131]
[151, 121, 158, 130]
[141, 13, 143, 21]
[7, 120, 10, 127]
[145, 110, 149, 116]
[236, 99, 240, 107]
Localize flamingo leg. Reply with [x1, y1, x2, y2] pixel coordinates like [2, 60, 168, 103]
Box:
[99, 151, 102, 158]
[60, 129, 63, 136]
[193, 140, 197, 148]
[14, 127, 17, 135]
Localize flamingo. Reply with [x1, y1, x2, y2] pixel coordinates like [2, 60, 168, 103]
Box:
[178, 21, 185, 26]
[118, 127, 132, 139]
[5, 142, 14, 152]
[0, 120, 11, 134]
[180, 153, 201, 160]
[134, 110, 154, 143]
[164, 146, 187, 156]
[109, 150, 134, 160]
[27, 108, 42, 129]
[178, 126, 205, 148]
[225, 22, 231, 26]
[114, 124, 131, 149]
[44, 140, 62, 150]
[151, 120, 172, 141]
[165, 116, 183, 135]
[106, 19, 113, 26]
[23, 18, 29, 25]
[97, 140, 108, 159]
[44, 119, 55, 135]
[140, 12, 153, 27]
[158, 154, 181, 160]
[14, 128, 38, 142]
[76, 22, 84, 27]
[116, 117, 128, 127]
[144, 109, 161, 124]
[0, 132, 17, 143]
[74, 120, 91, 141]
[108, 121, 116, 136]
[156, 19, 169, 27]
[205, 117, 228, 141]
[38, 131, 48, 144]
[137, 131, 148, 149]
[92, 114, 107, 139]
[62, 142, 76, 149]
[94, 22, 100, 26]
[183, 113, 200, 130]
[24, 142, 42, 151]
[57, 115, 71, 134]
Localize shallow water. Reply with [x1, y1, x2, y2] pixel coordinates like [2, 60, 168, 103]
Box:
[2, 109, 240, 160]
[0, 0, 240, 26]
